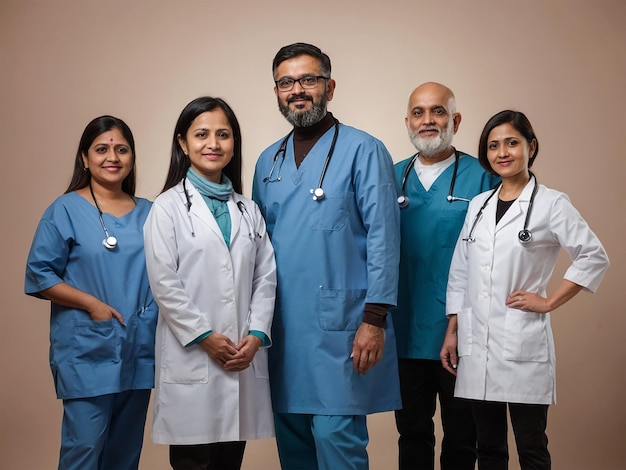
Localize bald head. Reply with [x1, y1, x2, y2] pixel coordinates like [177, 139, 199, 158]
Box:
[405, 82, 461, 161]
[407, 82, 456, 116]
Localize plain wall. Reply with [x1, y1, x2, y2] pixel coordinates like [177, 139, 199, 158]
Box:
[2, 1, 625, 469]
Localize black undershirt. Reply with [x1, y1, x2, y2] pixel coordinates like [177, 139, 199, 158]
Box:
[293, 112, 336, 168]
[496, 198, 516, 224]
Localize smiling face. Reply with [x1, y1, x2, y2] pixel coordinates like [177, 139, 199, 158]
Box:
[274, 54, 335, 127]
[178, 108, 234, 184]
[486, 122, 536, 181]
[81, 127, 133, 190]
[405, 82, 461, 161]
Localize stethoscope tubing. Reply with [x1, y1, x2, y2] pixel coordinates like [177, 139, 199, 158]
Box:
[237, 201, 262, 239]
[89, 182, 118, 250]
[463, 172, 537, 244]
[182, 177, 259, 239]
[398, 148, 470, 208]
[264, 119, 340, 201]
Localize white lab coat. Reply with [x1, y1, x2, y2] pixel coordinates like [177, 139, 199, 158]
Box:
[144, 180, 276, 444]
[447, 179, 609, 405]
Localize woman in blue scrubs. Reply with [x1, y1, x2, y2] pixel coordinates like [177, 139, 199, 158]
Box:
[25, 116, 157, 470]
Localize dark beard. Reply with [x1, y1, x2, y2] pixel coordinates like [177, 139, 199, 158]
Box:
[278, 93, 328, 127]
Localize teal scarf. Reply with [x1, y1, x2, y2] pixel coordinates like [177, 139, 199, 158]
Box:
[186, 168, 233, 248]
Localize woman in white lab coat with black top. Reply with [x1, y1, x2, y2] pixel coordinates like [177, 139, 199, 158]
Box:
[440, 110, 609, 470]
[144, 97, 276, 470]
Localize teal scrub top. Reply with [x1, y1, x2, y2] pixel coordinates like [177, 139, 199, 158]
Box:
[391, 153, 499, 360]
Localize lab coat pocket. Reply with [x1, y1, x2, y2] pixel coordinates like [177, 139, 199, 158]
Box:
[456, 308, 473, 357]
[71, 319, 120, 364]
[251, 348, 269, 379]
[503, 310, 549, 362]
[162, 331, 209, 384]
[307, 196, 348, 231]
[319, 287, 365, 331]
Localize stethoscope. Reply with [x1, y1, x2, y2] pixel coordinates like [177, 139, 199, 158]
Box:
[90, 183, 118, 250]
[462, 172, 538, 244]
[397, 149, 471, 208]
[263, 118, 340, 201]
[237, 201, 262, 239]
[182, 177, 261, 239]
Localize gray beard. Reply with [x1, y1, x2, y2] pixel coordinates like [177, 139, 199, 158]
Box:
[409, 120, 454, 157]
[279, 95, 328, 127]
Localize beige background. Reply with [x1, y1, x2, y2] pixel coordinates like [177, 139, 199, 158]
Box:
[2, 0, 625, 469]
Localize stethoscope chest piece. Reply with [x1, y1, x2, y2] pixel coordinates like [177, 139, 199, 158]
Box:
[397, 195, 409, 208]
[102, 236, 118, 250]
[311, 187, 325, 201]
[90, 182, 120, 251]
[518, 229, 532, 244]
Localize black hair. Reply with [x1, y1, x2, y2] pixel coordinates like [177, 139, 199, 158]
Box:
[478, 109, 539, 175]
[65, 115, 136, 195]
[161, 97, 243, 194]
[272, 42, 331, 78]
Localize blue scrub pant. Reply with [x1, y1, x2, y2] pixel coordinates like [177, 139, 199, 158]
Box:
[59, 389, 151, 470]
[274, 413, 369, 470]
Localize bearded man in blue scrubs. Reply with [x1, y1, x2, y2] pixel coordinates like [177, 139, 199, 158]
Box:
[253, 42, 401, 470]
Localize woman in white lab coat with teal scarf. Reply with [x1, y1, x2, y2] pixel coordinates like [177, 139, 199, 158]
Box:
[144, 97, 277, 470]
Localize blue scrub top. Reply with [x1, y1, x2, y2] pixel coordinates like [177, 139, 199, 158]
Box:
[25, 192, 157, 399]
[391, 153, 499, 359]
[253, 123, 401, 415]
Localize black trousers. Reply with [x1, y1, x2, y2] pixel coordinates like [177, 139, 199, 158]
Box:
[471, 401, 550, 470]
[169, 442, 246, 470]
[395, 358, 477, 470]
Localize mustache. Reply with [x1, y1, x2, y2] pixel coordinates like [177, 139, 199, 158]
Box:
[287, 94, 313, 104]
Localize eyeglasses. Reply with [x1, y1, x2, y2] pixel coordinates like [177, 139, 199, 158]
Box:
[274, 75, 329, 92]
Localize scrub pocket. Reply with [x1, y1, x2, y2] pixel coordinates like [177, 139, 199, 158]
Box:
[131, 303, 158, 361]
[438, 210, 466, 249]
[456, 307, 473, 357]
[71, 319, 120, 364]
[503, 309, 549, 362]
[318, 287, 365, 331]
[307, 196, 348, 231]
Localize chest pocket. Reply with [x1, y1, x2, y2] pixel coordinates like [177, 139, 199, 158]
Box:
[438, 210, 467, 248]
[232, 226, 257, 268]
[307, 196, 348, 231]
